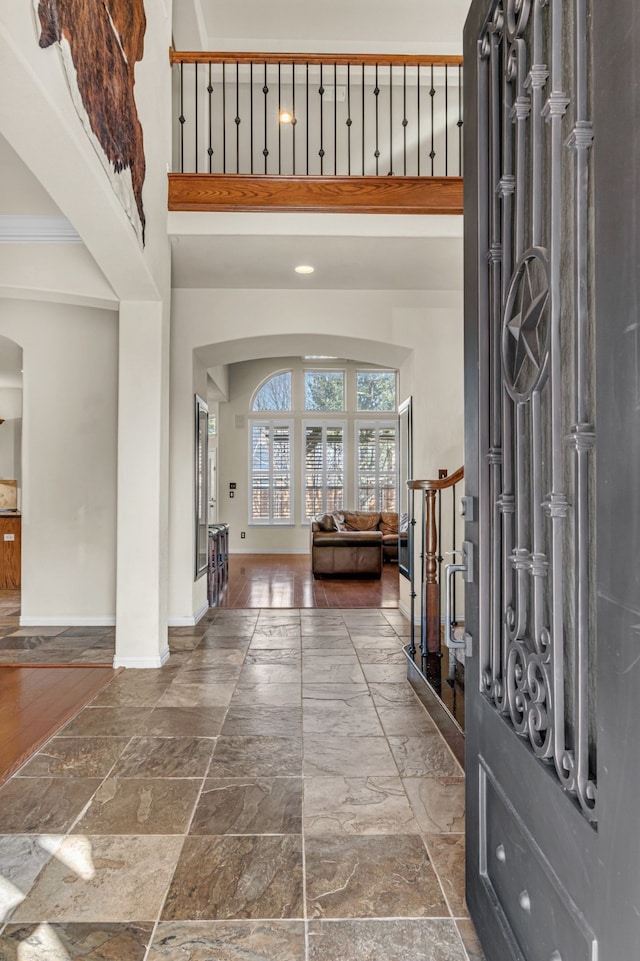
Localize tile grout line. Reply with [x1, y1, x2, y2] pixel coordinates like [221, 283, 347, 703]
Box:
[1, 604, 476, 958]
[143, 619, 251, 957]
[422, 830, 467, 922]
[353, 612, 464, 922]
[297, 609, 311, 961]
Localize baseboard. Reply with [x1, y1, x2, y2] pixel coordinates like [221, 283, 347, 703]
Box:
[193, 601, 209, 624]
[398, 599, 410, 621]
[229, 548, 310, 555]
[398, 600, 420, 625]
[168, 600, 209, 627]
[113, 646, 171, 670]
[19, 615, 116, 627]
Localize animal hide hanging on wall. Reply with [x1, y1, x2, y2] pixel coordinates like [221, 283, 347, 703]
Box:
[34, 0, 147, 246]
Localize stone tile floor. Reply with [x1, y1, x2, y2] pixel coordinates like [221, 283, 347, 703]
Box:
[0, 607, 485, 960]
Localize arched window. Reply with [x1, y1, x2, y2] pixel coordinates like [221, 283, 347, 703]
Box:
[251, 371, 292, 411]
[247, 365, 399, 525]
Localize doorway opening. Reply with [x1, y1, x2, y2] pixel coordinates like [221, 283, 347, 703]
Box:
[0, 334, 23, 619]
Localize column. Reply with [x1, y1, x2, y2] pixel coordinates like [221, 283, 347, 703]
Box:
[114, 299, 170, 667]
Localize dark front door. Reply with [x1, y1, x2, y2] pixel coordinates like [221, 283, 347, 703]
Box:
[463, 1, 640, 958]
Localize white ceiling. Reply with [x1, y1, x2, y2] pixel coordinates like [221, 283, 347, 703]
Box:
[199, 0, 470, 52]
[171, 231, 463, 289]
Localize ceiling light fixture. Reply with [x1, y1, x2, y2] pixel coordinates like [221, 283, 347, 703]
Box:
[295, 265, 314, 274]
[279, 110, 294, 124]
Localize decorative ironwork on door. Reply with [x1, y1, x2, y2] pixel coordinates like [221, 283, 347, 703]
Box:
[478, 0, 596, 821]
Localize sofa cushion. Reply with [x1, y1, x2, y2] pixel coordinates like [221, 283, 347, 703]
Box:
[314, 530, 383, 548]
[382, 533, 399, 560]
[343, 511, 381, 531]
[379, 511, 399, 535]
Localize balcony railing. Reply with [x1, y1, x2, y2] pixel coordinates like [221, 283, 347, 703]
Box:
[169, 50, 463, 214]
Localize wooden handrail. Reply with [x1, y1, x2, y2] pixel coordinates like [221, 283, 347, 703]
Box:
[408, 465, 464, 492]
[170, 49, 463, 68]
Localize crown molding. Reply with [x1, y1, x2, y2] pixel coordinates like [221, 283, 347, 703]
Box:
[0, 215, 82, 243]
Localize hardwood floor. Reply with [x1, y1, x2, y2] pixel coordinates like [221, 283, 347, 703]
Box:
[219, 553, 401, 608]
[0, 589, 118, 782]
[0, 664, 117, 785]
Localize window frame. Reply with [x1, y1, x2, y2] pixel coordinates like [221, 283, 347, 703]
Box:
[248, 417, 295, 526]
[303, 368, 346, 413]
[355, 369, 398, 413]
[251, 369, 293, 412]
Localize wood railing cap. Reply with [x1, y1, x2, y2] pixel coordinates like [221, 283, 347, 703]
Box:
[408, 465, 464, 491]
[170, 48, 463, 68]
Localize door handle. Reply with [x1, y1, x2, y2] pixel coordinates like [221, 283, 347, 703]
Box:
[444, 560, 467, 684]
[444, 540, 474, 680]
[444, 562, 466, 651]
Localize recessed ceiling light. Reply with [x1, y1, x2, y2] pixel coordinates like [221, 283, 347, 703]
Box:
[295, 265, 314, 274]
[279, 110, 294, 124]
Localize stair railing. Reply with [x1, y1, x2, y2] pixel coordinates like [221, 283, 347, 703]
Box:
[407, 466, 464, 668]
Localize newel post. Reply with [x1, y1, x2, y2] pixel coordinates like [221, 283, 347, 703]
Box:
[424, 488, 440, 653]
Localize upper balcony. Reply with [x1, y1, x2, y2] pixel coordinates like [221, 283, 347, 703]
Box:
[169, 50, 463, 215]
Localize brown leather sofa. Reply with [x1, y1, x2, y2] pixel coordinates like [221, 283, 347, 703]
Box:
[310, 510, 402, 577]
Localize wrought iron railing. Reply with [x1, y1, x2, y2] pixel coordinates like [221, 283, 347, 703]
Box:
[207, 522, 229, 607]
[405, 467, 465, 703]
[170, 50, 463, 179]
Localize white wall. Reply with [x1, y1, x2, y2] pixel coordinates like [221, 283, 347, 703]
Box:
[401, 306, 465, 477]
[0, 299, 118, 623]
[169, 286, 463, 621]
[396, 315, 465, 621]
[1, 1, 175, 657]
